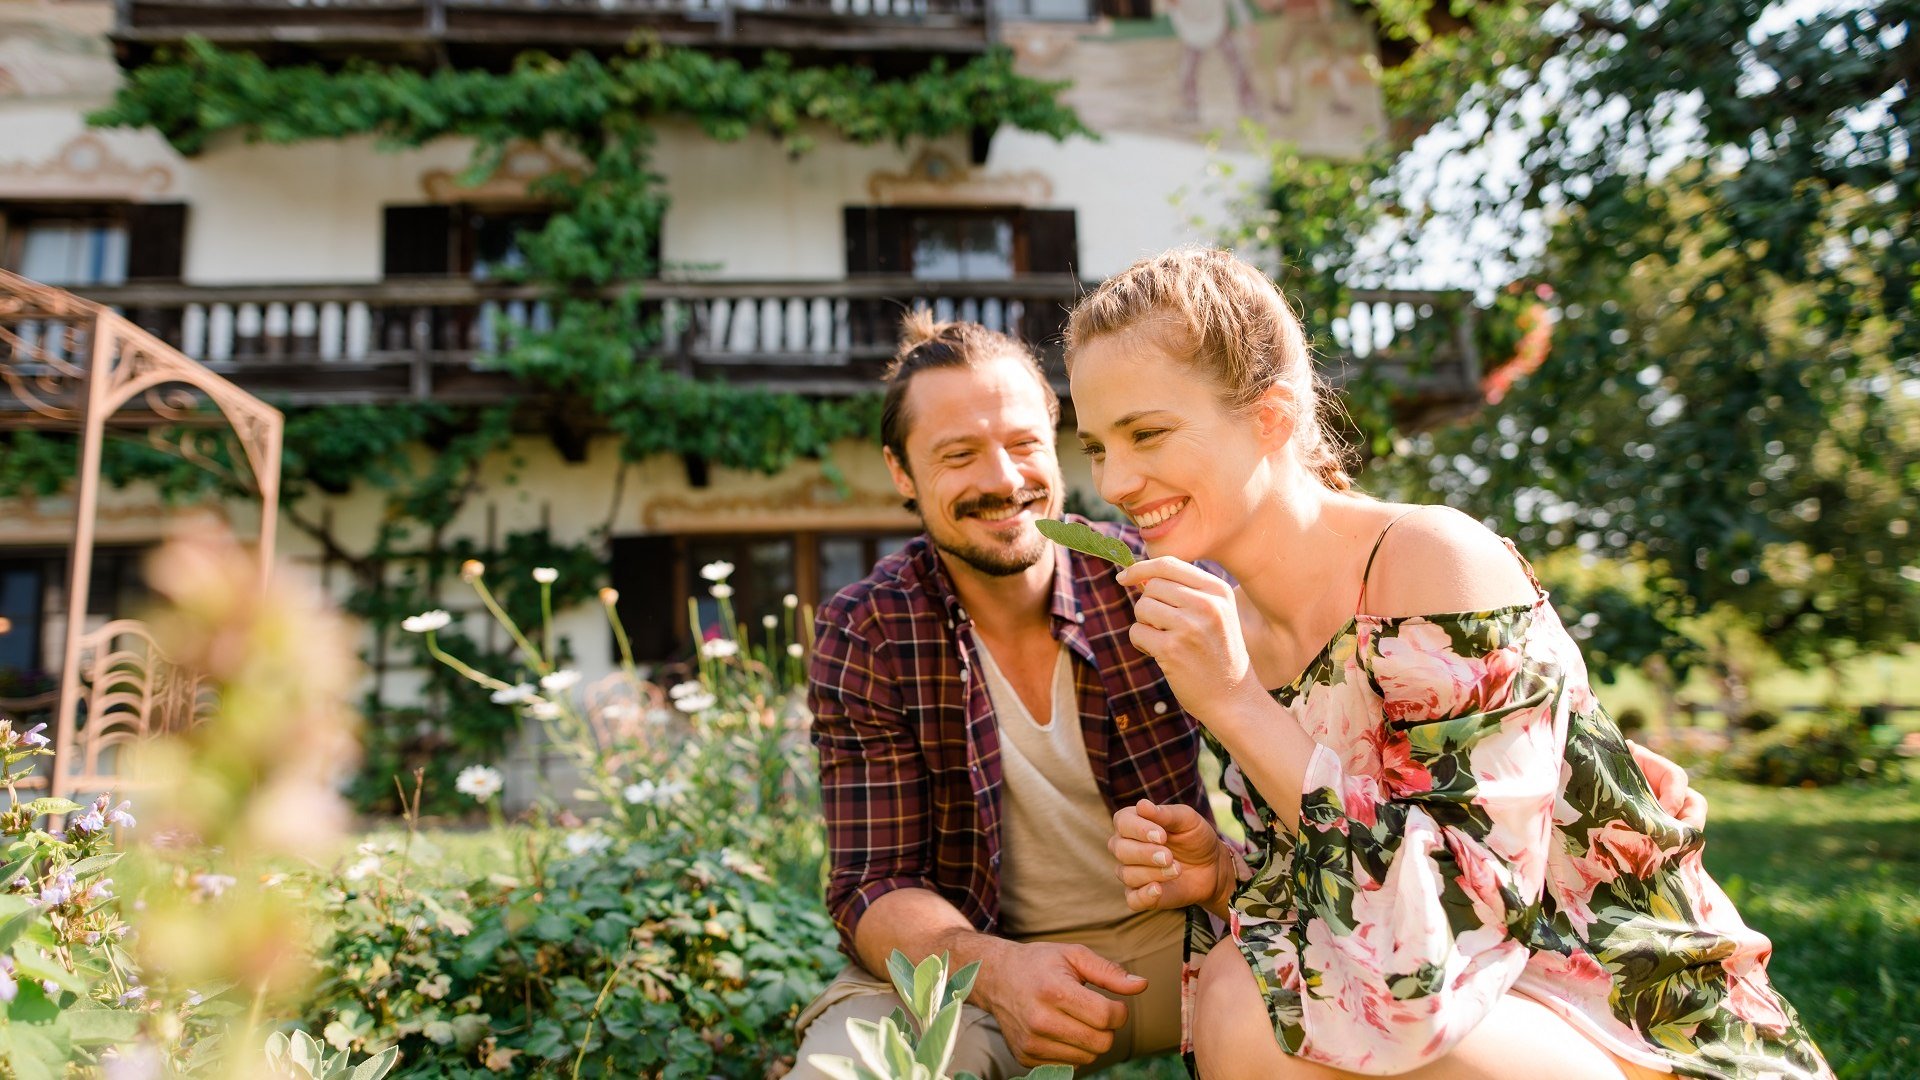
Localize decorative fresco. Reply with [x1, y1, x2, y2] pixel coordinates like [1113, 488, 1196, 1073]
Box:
[0, 2, 117, 101]
[1005, 0, 1385, 153]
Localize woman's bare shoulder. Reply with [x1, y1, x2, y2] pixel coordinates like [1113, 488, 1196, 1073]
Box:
[1360, 504, 1539, 619]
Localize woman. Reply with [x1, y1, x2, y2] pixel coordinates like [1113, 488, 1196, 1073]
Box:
[1068, 248, 1832, 1079]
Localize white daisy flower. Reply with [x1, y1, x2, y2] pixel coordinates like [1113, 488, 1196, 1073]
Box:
[787, 643, 805, 658]
[401, 610, 451, 634]
[783, 593, 799, 609]
[709, 583, 734, 599]
[540, 670, 580, 692]
[700, 638, 738, 660]
[527, 700, 563, 721]
[699, 561, 734, 582]
[491, 683, 537, 705]
[455, 765, 505, 803]
[673, 691, 716, 714]
[532, 567, 558, 584]
[564, 831, 612, 856]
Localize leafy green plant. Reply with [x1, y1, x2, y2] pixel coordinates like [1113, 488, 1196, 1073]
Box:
[265, 1028, 401, 1079]
[296, 561, 837, 1076]
[809, 951, 1069, 1080]
[1716, 716, 1905, 788]
[0, 724, 148, 1078]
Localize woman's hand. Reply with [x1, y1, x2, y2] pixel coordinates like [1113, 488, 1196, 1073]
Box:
[1109, 799, 1234, 916]
[1116, 557, 1262, 724]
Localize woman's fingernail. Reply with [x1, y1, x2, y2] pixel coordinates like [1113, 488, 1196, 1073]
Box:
[1154, 851, 1171, 866]
[1163, 865, 1179, 879]
[1148, 831, 1165, 843]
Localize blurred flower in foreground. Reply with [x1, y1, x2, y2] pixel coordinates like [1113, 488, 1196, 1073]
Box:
[127, 519, 362, 1072]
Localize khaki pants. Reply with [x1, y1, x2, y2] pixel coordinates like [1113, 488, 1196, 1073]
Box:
[788, 911, 1184, 1080]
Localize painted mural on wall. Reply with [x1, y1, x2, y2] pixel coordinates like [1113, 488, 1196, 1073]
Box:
[0, 2, 117, 101]
[1005, 0, 1384, 153]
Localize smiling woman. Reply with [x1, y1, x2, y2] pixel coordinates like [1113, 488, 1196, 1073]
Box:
[1062, 247, 1834, 1080]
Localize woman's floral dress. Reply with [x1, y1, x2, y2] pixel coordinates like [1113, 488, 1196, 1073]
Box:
[1185, 543, 1832, 1078]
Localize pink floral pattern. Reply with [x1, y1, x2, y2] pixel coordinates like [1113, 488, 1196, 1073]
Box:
[1186, 576, 1832, 1078]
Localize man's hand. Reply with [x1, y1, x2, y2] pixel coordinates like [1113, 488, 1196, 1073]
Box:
[972, 940, 1146, 1067]
[1628, 740, 1708, 830]
[1110, 799, 1231, 914]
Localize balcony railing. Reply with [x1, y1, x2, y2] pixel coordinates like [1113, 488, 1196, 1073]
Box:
[113, 0, 999, 61]
[4, 278, 1479, 419]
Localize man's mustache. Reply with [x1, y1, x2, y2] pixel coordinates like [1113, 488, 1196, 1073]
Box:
[952, 487, 1052, 519]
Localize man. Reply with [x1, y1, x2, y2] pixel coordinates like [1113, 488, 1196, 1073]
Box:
[792, 313, 1200, 1075]
[790, 315, 1708, 1076]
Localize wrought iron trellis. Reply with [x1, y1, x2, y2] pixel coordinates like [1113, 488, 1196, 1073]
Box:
[0, 269, 284, 799]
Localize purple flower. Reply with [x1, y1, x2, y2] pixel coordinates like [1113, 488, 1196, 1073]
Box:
[20, 724, 48, 749]
[117, 984, 145, 1006]
[108, 802, 135, 829]
[70, 809, 105, 836]
[38, 870, 76, 907]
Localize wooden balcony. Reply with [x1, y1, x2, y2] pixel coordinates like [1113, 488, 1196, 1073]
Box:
[111, 0, 1000, 69]
[2, 277, 1480, 426]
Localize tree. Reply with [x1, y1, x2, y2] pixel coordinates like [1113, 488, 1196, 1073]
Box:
[1345, 0, 1918, 677]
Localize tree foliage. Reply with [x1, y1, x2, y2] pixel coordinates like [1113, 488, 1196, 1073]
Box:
[1349, 0, 1918, 674]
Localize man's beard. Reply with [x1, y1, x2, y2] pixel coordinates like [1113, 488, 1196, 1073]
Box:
[924, 486, 1056, 577]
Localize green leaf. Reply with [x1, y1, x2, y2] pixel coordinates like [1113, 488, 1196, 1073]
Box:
[66, 853, 123, 878]
[1020, 1066, 1074, 1080]
[8, 951, 84, 996]
[885, 950, 917, 1009]
[914, 999, 964, 1077]
[348, 1045, 401, 1080]
[61, 1008, 141, 1046]
[0, 906, 37, 954]
[908, 953, 946, 1026]
[0, 1018, 72, 1080]
[944, 960, 981, 1009]
[1034, 519, 1134, 568]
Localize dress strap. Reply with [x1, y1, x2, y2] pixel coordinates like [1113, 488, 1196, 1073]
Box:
[1356, 506, 1435, 616]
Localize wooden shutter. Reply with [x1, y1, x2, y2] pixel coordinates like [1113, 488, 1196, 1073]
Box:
[609, 535, 682, 661]
[383, 205, 455, 277]
[123, 203, 188, 281]
[844, 207, 911, 276]
[1022, 209, 1078, 276]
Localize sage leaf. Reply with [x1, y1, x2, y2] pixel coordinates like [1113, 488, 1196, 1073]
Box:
[1034, 519, 1135, 568]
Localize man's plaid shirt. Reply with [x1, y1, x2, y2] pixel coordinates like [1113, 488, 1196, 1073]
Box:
[807, 517, 1212, 958]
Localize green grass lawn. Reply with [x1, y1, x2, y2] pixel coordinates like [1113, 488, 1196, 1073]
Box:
[1694, 778, 1920, 1078]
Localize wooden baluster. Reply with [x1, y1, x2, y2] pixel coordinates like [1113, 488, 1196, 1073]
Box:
[208, 304, 234, 363]
[264, 302, 290, 360]
[318, 302, 343, 362]
[410, 305, 433, 399]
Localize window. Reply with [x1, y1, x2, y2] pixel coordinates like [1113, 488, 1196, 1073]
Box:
[383, 205, 658, 280]
[0, 547, 149, 701]
[1, 202, 187, 286]
[608, 531, 917, 662]
[845, 206, 1078, 279]
[910, 212, 1016, 281]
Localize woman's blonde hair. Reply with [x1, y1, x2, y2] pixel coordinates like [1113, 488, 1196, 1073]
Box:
[1065, 247, 1354, 491]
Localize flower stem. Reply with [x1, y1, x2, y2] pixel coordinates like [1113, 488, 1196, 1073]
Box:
[473, 578, 546, 672]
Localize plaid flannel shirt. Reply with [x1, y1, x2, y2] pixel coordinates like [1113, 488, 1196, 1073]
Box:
[808, 517, 1212, 958]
